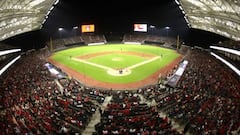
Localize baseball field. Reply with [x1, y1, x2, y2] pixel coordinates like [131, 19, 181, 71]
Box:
[49, 44, 182, 90]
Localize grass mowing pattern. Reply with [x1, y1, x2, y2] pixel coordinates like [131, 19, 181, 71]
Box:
[51, 44, 180, 83]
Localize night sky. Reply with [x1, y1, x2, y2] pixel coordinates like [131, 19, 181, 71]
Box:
[2, 0, 227, 51]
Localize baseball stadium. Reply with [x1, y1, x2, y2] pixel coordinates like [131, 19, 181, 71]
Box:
[0, 0, 239, 135]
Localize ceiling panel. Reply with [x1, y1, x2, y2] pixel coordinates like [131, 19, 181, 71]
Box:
[179, 0, 240, 41]
[0, 0, 58, 41]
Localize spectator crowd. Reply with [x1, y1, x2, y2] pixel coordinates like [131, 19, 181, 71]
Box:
[0, 47, 239, 135]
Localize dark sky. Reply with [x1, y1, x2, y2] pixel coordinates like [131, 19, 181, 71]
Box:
[44, 0, 187, 34]
[2, 0, 228, 50]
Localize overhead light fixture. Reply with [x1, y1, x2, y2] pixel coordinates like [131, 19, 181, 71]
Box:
[54, 0, 59, 5]
[210, 46, 240, 56]
[29, 0, 45, 7]
[0, 55, 21, 76]
[165, 26, 170, 29]
[175, 0, 180, 5]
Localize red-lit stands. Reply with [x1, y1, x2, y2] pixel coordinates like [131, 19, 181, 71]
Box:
[1, 43, 239, 135]
[141, 48, 240, 135]
[94, 91, 182, 135]
[0, 50, 106, 134]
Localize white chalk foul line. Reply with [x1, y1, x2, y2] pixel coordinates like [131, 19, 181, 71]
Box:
[72, 56, 160, 75]
[72, 57, 114, 71]
[126, 56, 160, 70]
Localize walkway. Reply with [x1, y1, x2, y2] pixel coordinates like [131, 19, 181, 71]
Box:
[137, 94, 186, 134]
[81, 96, 112, 135]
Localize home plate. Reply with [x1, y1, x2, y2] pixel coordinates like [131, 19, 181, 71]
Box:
[107, 69, 131, 76]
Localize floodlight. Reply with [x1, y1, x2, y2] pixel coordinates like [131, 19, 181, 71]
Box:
[58, 28, 64, 31]
[165, 26, 170, 29]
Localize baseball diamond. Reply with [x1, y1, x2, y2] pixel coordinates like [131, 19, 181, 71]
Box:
[49, 44, 182, 90]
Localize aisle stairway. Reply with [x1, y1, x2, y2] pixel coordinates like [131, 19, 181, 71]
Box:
[81, 96, 112, 135]
[81, 94, 189, 135]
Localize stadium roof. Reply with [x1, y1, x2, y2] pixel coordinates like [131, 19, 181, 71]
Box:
[178, 0, 240, 41]
[1, 0, 240, 45]
[0, 0, 58, 41]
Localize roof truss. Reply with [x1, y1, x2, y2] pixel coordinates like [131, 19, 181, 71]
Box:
[0, 0, 57, 41]
[179, 0, 240, 41]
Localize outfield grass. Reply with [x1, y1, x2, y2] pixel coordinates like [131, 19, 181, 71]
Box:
[51, 44, 180, 83]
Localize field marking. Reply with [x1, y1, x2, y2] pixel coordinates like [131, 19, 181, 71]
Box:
[72, 57, 114, 71]
[73, 56, 160, 71]
[126, 56, 160, 70]
[72, 57, 131, 76]
[72, 56, 161, 76]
